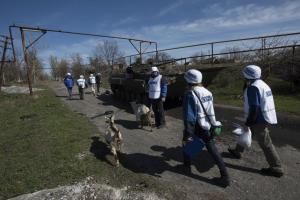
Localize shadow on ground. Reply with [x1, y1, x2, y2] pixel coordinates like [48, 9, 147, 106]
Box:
[89, 137, 225, 187]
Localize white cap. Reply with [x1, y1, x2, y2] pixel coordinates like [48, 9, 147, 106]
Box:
[151, 66, 159, 72]
[67, 73, 71, 76]
[184, 69, 203, 84]
[243, 65, 261, 79]
[90, 74, 93, 76]
[80, 75, 84, 79]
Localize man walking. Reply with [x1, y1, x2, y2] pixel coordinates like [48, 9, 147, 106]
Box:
[148, 66, 167, 128]
[182, 69, 230, 187]
[63, 72, 74, 100]
[89, 74, 96, 96]
[228, 65, 284, 177]
[77, 75, 87, 100]
[95, 72, 102, 95]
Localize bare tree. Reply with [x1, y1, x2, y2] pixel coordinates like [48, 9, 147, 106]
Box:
[71, 54, 84, 78]
[27, 48, 45, 83]
[58, 58, 69, 80]
[50, 55, 59, 80]
[94, 40, 123, 69]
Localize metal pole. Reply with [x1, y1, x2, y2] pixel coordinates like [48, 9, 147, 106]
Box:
[20, 28, 33, 95]
[139, 42, 142, 64]
[0, 37, 8, 92]
[211, 43, 214, 65]
[155, 43, 158, 62]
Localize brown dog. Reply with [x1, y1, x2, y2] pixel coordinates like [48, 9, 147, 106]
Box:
[130, 102, 153, 132]
[104, 111, 123, 166]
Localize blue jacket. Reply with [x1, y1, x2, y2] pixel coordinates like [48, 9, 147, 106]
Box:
[64, 75, 74, 88]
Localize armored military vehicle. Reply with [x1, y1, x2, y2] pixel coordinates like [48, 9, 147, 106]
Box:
[109, 63, 226, 103]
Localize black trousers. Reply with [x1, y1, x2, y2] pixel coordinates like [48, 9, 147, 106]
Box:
[149, 98, 165, 127]
[67, 87, 72, 99]
[183, 130, 228, 177]
[78, 87, 85, 100]
[96, 83, 101, 93]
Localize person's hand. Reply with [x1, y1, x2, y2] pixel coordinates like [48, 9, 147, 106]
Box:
[161, 97, 166, 102]
[182, 137, 193, 145]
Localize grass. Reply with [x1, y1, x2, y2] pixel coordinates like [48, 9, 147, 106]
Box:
[208, 67, 300, 115]
[0, 88, 171, 199]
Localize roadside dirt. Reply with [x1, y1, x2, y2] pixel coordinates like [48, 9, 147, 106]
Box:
[14, 82, 300, 200]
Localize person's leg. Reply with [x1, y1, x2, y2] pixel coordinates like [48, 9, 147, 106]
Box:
[79, 88, 83, 99]
[96, 83, 100, 94]
[206, 140, 229, 176]
[182, 151, 192, 174]
[228, 143, 244, 159]
[252, 124, 283, 175]
[158, 99, 166, 126]
[92, 84, 96, 96]
[68, 87, 72, 99]
[82, 88, 85, 99]
[205, 139, 230, 186]
[152, 99, 160, 127]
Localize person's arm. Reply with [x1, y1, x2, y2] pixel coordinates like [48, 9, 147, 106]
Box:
[245, 86, 260, 126]
[183, 91, 197, 141]
[160, 76, 168, 101]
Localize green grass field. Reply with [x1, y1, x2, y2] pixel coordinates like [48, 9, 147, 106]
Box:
[209, 67, 300, 115]
[0, 88, 165, 199]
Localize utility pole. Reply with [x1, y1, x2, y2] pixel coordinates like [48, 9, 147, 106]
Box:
[20, 28, 33, 95]
[0, 37, 9, 92]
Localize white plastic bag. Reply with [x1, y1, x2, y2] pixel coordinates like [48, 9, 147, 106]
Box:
[232, 123, 252, 148]
[238, 129, 252, 148]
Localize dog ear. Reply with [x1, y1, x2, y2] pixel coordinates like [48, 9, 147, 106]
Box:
[110, 114, 115, 123]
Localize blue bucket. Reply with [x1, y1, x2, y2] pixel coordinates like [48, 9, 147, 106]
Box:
[183, 136, 205, 158]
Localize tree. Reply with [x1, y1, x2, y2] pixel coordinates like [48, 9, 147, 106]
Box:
[93, 40, 123, 70]
[27, 48, 45, 83]
[71, 54, 84, 78]
[50, 55, 59, 80]
[58, 58, 69, 80]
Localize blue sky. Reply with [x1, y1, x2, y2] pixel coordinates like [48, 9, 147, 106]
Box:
[1, 0, 300, 66]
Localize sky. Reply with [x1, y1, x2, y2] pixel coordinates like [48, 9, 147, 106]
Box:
[1, 0, 300, 67]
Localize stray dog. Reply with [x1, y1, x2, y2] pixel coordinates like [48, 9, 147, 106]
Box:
[104, 111, 123, 166]
[130, 101, 153, 132]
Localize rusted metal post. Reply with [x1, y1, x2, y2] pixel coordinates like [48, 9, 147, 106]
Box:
[0, 37, 8, 92]
[20, 28, 33, 95]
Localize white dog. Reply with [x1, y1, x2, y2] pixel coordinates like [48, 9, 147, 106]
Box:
[130, 102, 153, 132]
[104, 111, 123, 167]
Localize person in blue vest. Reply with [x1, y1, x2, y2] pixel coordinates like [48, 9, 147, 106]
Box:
[148, 66, 167, 128]
[228, 65, 284, 177]
[63, 73, 74, 100]
[182, 69, 230, 187]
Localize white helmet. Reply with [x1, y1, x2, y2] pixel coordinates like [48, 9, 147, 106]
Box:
[80, 75, 84, 79]
[184, 69, 202, 84]
[67, 73, 71, 76]
[90, 74, 93, 77]
[151, 66, 159, 72]
[243, 65, 261, 79]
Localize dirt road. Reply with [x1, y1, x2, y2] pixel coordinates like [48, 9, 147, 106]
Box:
[49, 82, 300, 200]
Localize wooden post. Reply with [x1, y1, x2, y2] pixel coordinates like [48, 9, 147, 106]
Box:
[0, 37, 8, 92]
[20, 28, 33, 95]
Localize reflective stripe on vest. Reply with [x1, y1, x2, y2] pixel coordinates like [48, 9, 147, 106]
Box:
[244, 79, 277, 124]
[148, 75, 162, 99]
